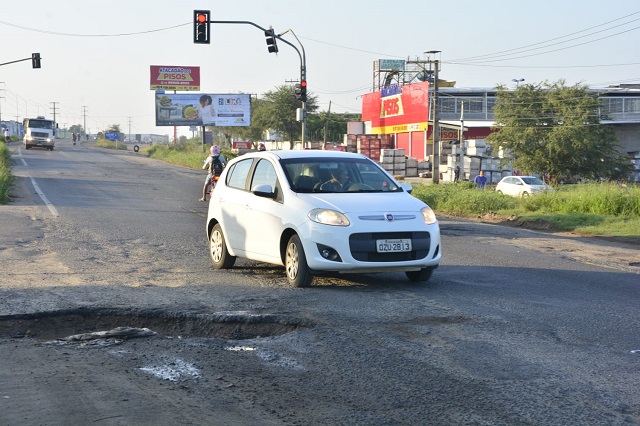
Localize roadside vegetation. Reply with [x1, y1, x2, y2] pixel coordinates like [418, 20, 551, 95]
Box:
[146, 140, 237, 169]
[411, 182, 640, 239]
[0, 141, 13, 204]
[95, 138, 128, 150]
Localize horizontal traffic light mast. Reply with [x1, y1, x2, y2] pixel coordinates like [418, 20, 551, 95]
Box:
[0, 53, 41, 68]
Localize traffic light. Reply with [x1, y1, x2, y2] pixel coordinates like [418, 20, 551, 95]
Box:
[299, 80, 307, 102]
[265, 28, 278, 54]
[193, 10, 210, 44]
[31, 53, 41, 69]
[294, 80, 307, 102]
[294, 83, 302, 101]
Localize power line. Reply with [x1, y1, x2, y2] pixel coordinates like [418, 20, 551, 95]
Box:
[0, 20, 189, 37]
[451, 10, 640, 62]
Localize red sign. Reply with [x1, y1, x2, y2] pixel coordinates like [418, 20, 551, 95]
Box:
[150, 65, 200, 91]
[362, 81, 429, 134]
[440, 129, 460, 140]
[233, 141, 252, 149]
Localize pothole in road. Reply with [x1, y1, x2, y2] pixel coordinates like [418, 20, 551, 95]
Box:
[0, 308, 313, 341]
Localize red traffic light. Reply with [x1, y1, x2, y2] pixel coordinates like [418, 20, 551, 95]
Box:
[193, 10, 211, 44]
[300, 80, 307, 87]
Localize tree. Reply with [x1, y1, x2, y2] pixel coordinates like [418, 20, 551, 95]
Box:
[306, 112, 361, 145]
[69, 124, 84, 135]
[487, 80, 633, 183]
[253, 85, 319, 149]
[106, 124, 121, 133]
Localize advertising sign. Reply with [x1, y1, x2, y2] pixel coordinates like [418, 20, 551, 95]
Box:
[379, 59, 405, 71]
[361, 81, 430, 134]
[150, 66, 201, 91]
[155, 93, 251, 127]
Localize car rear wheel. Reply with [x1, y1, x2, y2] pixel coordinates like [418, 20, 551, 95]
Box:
[209, 223, 236, 269]
[406, 267, 434, 283]
[285, 234, 313, 288]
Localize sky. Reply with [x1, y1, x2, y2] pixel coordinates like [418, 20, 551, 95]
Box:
[1, 0, 638, 139]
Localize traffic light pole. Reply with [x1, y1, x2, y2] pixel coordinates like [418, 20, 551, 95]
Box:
[205, 20, 307, 147]
[278, 29, 307, 148]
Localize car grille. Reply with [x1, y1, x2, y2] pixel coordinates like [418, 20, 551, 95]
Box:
[349, 232, 431, 262]
[32, 132, 49, 138]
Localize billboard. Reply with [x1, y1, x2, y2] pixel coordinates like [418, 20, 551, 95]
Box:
[155, 93, 251, 127]
[361, 81, 430, 134]
[150, 66, 200, 91]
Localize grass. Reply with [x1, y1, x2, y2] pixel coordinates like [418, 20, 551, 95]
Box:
[0, 141, 13, 204]
[412, 182, 640, 239]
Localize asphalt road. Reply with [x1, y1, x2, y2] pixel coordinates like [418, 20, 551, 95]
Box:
[1, 139, 639, 425]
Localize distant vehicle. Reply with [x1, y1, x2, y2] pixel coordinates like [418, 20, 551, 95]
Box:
[495, 175, 553, 197]
[23, 116, 57, 150]
[205, 150, 442, 287]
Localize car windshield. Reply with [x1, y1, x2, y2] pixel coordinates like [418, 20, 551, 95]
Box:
[521, 177, 545, 185]
[281, 157, 401, 193]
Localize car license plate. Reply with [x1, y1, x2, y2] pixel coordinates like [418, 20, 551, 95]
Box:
[376, 238, 412, 253]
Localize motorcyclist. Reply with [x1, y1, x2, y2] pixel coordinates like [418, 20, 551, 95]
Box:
[200, 145, 227, 201]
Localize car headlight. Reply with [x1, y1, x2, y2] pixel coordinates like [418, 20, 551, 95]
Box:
[308, 208, 350, 226]
[421, 206, 437, 225]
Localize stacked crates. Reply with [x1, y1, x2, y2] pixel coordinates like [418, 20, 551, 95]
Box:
[380, 149, 406, 177]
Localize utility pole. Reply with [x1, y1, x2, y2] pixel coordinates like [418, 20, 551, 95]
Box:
[427, 53, 441, 184]
[50, 101, 59, 128]
[459, 101, 465, 181]
[128, 117, 132, 143]
[0, 81, 5, 124]
[323, 101, 331, 149]
[82, 106, 88, 138]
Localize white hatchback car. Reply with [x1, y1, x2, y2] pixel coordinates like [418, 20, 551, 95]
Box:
[495, 175, 553, 197]
[206, 150, 441, 287]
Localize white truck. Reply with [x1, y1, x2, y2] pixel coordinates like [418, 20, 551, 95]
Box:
[23, 116, 57, 150]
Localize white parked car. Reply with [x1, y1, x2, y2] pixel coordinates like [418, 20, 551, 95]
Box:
[495, 175, 553, 197]
[205, 150, 441, 287]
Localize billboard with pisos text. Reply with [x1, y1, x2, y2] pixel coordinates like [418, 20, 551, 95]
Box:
[361, 81, 429, 134]
[150, 65, 200, 91]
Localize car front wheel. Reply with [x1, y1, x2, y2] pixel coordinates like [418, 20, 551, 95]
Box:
[209, 223, 236, 269]
[285, 234, 313, 288]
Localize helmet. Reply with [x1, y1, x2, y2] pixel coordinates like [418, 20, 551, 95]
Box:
[258, 143, 266, 151]
[211, 145, 220, 154]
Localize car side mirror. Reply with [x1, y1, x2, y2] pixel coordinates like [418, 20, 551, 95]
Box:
[399, 183, 413, 194]
[252, 184, 276, 199]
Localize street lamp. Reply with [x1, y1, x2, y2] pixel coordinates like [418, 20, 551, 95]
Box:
[512, 78, 525, 87]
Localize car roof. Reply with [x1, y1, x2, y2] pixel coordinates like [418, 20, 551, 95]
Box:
[233, 149, 370, 161]
[501, 175, 537, 180]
